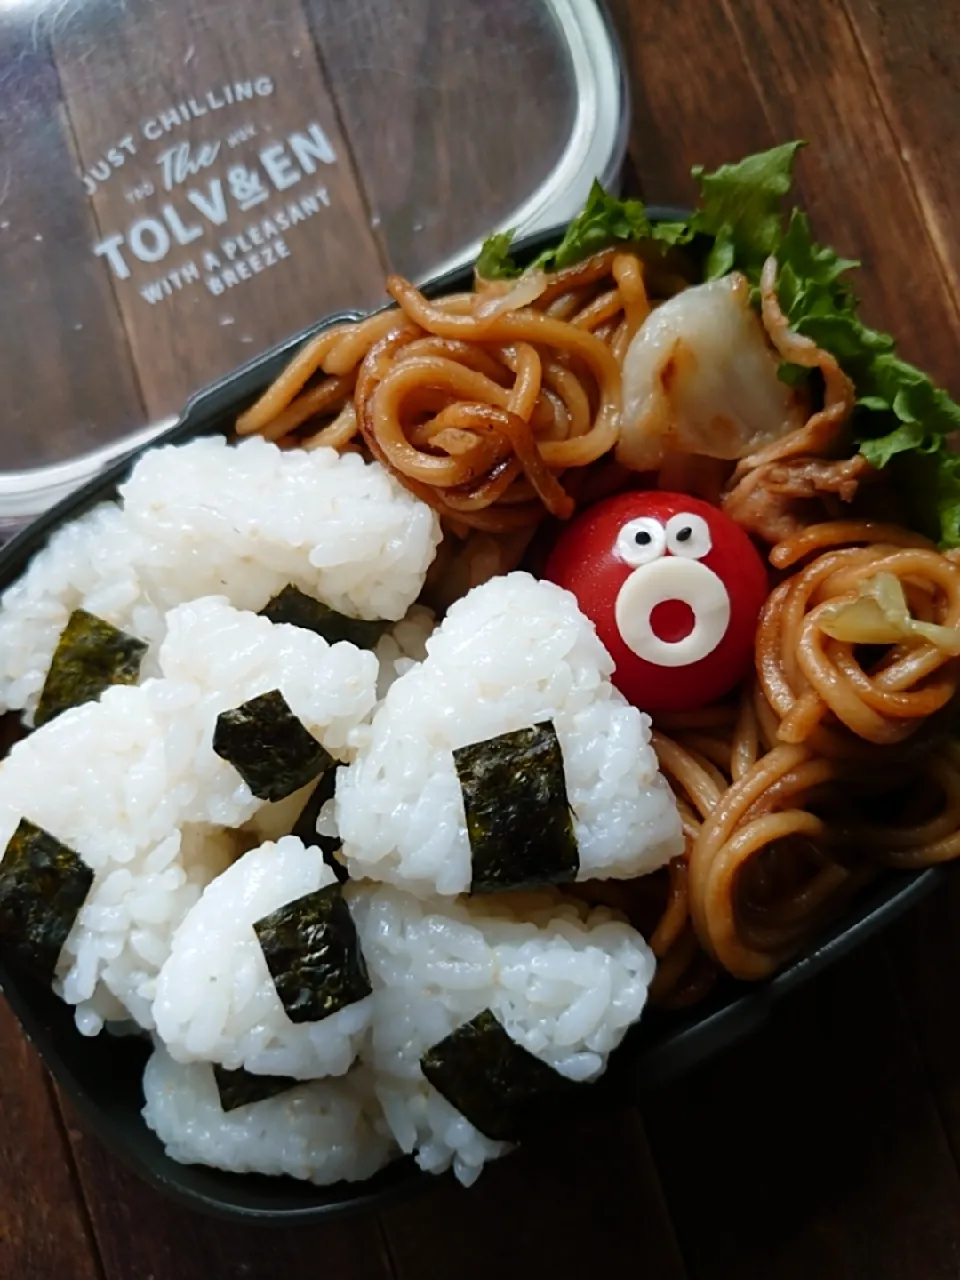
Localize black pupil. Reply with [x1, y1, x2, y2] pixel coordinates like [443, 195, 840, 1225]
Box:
[676, 527, 692, 542]
[634, 530, 652, 546]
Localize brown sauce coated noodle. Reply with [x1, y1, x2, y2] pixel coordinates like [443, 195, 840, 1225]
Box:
[650, 522, 960, 992]
[237, 249, 960, 1006]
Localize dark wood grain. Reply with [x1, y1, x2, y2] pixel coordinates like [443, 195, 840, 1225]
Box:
[613, 0, 960, 392]
[841, 0, 960, 307]
[0, 20, 145, 471]
[644, 946, 960, 1279]
[0, 997, 102, 1280]
[307, 0, 578, 279]
[606, 0, 773, 205]
[59, 1098, 396, 1280]
[379, 1110, 687, 1280]
[718, 0, 960, 390]
[50, 0, 386, 419]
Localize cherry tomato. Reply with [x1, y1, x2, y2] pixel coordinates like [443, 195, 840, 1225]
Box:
[544, 491, 768, 713]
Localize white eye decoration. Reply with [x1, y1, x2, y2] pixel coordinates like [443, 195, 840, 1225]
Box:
[665, 512, 712, 560]
[616, 517, 666, 568]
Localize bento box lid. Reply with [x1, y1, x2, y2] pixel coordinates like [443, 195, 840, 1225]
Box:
[0, 0, 627, 531]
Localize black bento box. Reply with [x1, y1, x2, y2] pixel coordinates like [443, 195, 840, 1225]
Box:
[0, 222, 945, 1223]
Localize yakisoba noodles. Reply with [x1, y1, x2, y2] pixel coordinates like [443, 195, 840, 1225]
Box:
[234, 243, 960, 1008]
[237, 250, 655, 541]
[656, 521, 960, 988]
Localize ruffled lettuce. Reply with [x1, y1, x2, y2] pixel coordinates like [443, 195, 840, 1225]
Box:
[475, 182, 691, 280]
[477, 143, 960, 546]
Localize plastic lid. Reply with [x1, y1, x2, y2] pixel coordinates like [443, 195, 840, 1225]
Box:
[0, 0, 627, 528]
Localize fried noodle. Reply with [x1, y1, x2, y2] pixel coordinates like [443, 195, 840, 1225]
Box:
[238, 248, 960, 1007]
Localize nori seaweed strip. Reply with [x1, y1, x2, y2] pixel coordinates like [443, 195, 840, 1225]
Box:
[254, 883, 371, 1023]
[454, 721, 579, 894]
[35, 609, 148, 728]
[291, 768, 348, 883]
[0, 819, 93, 982]
[212, 1064, 299, 1113]
[213, 689, 333, 802]
[260, 585, 389, 650]
[420, 1009, 584, 1142]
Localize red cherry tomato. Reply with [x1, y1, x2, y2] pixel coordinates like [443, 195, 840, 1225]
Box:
[544, 492, 768, 713]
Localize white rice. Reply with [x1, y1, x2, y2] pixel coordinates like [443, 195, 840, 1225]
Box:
[245, 605, 437, 848]
[0, 597, 377, 1035]
[142, 1044, 396, 1184]
[0, 439, 678, 1191]
[155, 598, 379, 828]
[0, 503, 158, 724]
[337, 572, 683, 897]
[372, 604, 436, 700]
[121, 436, 441, 622]
[348, 882, 656, 1186]
[154, 837, 372, 1080]
[0, 684, 238, 1034]
[0, 437, 440, 724]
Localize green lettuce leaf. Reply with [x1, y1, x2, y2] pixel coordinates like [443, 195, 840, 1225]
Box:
[474, 231, 519, 281]
[474, 180, 693, 281]
[690, 146, 960, 546]
[472, 143, 960, 545]
[895, 446, 960, 549]
[934, 449, 960, 548]
[647, 219, 694, 246]
[691, 140, 806, 280]
[543, 181, 653, 271]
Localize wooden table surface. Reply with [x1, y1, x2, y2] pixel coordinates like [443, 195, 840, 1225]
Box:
[5, 0, 960, 1276]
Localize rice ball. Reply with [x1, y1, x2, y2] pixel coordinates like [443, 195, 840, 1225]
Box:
[0, 684, 238, 1033]
[121, 436, 441, 623]
[0, 503, 159, 725]
[337, 572, 683, 897]
[0, 437, 441, 726]
[349, 882, 656, 1185]
[154, 837, 372, 1080]
[142, 1044, 395, 1184]
[156, 597, 379, 828]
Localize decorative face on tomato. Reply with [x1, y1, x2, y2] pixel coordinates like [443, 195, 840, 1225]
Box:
[544, 492, 768, 713]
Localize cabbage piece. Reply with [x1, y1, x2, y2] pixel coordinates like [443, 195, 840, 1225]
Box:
[818, 572, 960, 654]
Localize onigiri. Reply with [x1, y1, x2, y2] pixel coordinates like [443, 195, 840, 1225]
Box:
[336, 573, 683, 897]
[142, 1044, 395, 1184]
[0, 437, 441, 725]
[121, 436, 441, 622]
[0, 683, 238, 1033]
[348, 882, 656, 1186]
[155, 597, 380, 828]
[154, 837, 372, 1080]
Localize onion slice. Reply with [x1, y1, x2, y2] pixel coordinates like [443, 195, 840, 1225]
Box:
[819, 571, 960, 653]
[473, 269, 548, 320]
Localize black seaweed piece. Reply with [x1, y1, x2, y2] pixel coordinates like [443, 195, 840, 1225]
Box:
[290, 768, 348, 882]
[35, 609, 148, 728]
[455, 721, 579, 895]
[212, 1064, 299, 1113]
[420, 1009, 584, 1143]
[0, 819, 93, 983]
[260, 585, 389, 650]
[254, 883, 371, 1024]
[212, 689, 333, 802]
